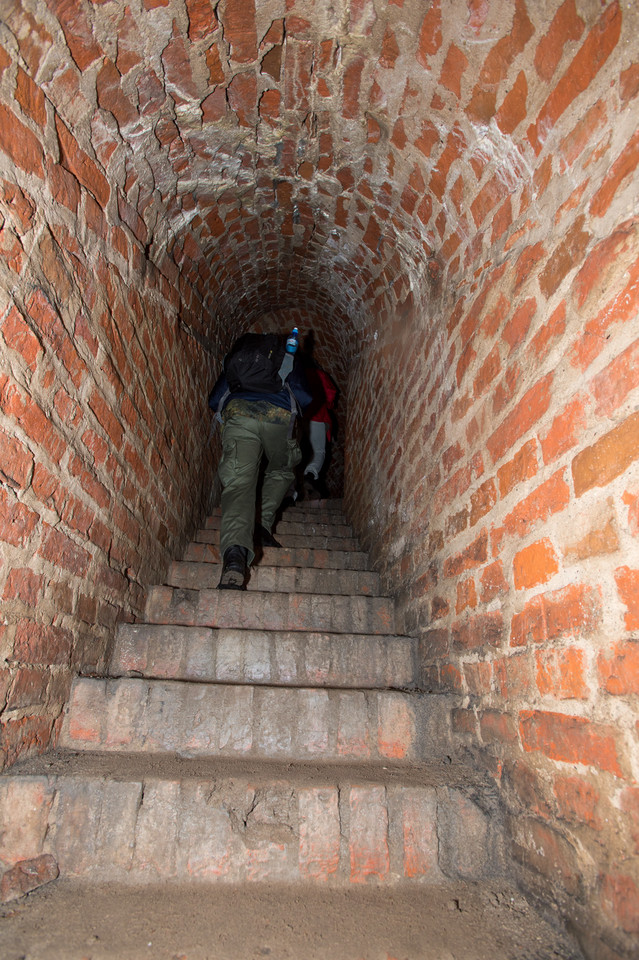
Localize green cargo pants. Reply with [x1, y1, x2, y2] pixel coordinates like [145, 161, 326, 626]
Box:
[218, 412, 302, 563]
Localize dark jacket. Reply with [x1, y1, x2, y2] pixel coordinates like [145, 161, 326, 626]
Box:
[208, 355, 312, 416]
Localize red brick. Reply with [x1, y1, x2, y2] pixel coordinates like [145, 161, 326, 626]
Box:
[601, 873, 639, 935]
[6, 666, 48, 710]
[0, 427, 33, 490]
[0, 854, 59, 903]
[439, 43, 468, 98]
[592, 337, 639, 417]
[541, 394, 588, 465]
[13, 620, 73, 666]
[553, 775, 600, 829]
[571, 254, 639, 371]
[590, 128, 639, 219]
[621, 63, 639, 102]
[220, 0, 256, 62]
[2, 569, 44, 607]
[88, 390, 124, 448]
[536, 647, 589, 700]
[511, 583, 601, 648]
[493, 471, 570, 556]
[491, 197, 513, 245]
[452, 708, 476, 736]
[456, 577, 477, 615]
[480, 560, 508, 603]
[55, 116, 110, 208]
[503, 297, 536, 354]
[480, 710, 518, 744]
[494, 653, 532, 699]
[528, 3, 621, 155]
[614, 567, 639, 631]
[559, 100, 607, 171]
[513, 538, 558, 590]
[37, 525, 91, 577]
[519, 710, 622, 776]
[416, 0, 442, 66]
[469, 478, 496, 527]
[16, 68, 46, 128]
[562, 515, 619, 564]
[466, 0, 533, 122]
[533, 0, 584, 81]
[227, 72, 258, 127]
[471, 173, 510, 228]
[539, 217, 591, 298]
[451, 611, 503, 651]
[415, 120, 439, 158]
[598, 640, 639, 695]
[342, 56, 365, 120]
[495, 70, 527, 135]
[46, 0, 103, 69]
[487, 373, 553, 465]
[571, 221, 637, 311]
[0, 487, 39, 548]
[473, 346, 500, 400]
[497, 439, 538, 498]
[572, 411, 639, 497]
[463, 660, 492, 696]
[0, 104, 44, 178]
[444, 530, 488, 577]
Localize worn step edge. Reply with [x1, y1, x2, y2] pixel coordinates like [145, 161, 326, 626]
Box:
[145, 587, 396, 635]
[205, 517, 354, 538]
[1, 755, 503, 886]
[166, 562, 384, 597]
[109, 624, 416, 690]
[59, 678, 453, 764]
[183, 544, 372, 571]
[195, 530, 362, 551]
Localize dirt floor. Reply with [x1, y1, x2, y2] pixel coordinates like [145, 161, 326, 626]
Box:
[0, 878, 584, 960]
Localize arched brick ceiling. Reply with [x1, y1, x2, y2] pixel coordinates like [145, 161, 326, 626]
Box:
[5, 0, 594, 358]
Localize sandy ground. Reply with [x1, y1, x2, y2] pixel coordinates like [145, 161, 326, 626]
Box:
[0, 879, 584, 960]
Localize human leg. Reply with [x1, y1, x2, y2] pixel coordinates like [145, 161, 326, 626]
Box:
[218, 414, 262, 563]
[259, 420, 301, 532]
[304, 420, 327, 480]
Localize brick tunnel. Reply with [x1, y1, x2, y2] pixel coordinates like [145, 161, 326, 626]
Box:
[0, 0, 638, 956]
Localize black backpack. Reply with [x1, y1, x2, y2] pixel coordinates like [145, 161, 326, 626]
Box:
[224, 333, 286, 394]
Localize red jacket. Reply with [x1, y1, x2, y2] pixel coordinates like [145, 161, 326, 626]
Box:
[305, 368, 337, 437]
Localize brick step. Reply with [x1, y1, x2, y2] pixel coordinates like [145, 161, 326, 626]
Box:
[183, 543, 371, 571]
[59, 678, 451, 763]
[167, 561, 382, 596]
[204, 515, 354, 540]
[0, 876, 584, 960]
[209, 501, 345, 521]
[109, 624, 416, 690]
[145, 586, 396, 635]
[195, 528, 361, 552]
[1, 752, 501, 886]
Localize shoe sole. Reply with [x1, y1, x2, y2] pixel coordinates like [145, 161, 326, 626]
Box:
[217, 568, 246, 589]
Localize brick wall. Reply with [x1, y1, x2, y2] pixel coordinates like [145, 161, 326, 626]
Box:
[345, 2, 639, 954]
[0, 0, 637, 954]
[0, 15, 217, 767]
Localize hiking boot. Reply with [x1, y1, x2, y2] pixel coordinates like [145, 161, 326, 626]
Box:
[303, 474, 324, 500]
[255, 523, 282, 548]
[218, 545, 248, 589]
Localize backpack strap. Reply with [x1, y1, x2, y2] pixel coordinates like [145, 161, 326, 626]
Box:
[215, 387, 230, 424]
[284, 383, 299, 439]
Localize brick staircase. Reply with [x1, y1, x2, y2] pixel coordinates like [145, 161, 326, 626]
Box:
[1, 498, 503, 888]
[0, 500, 584, 957]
